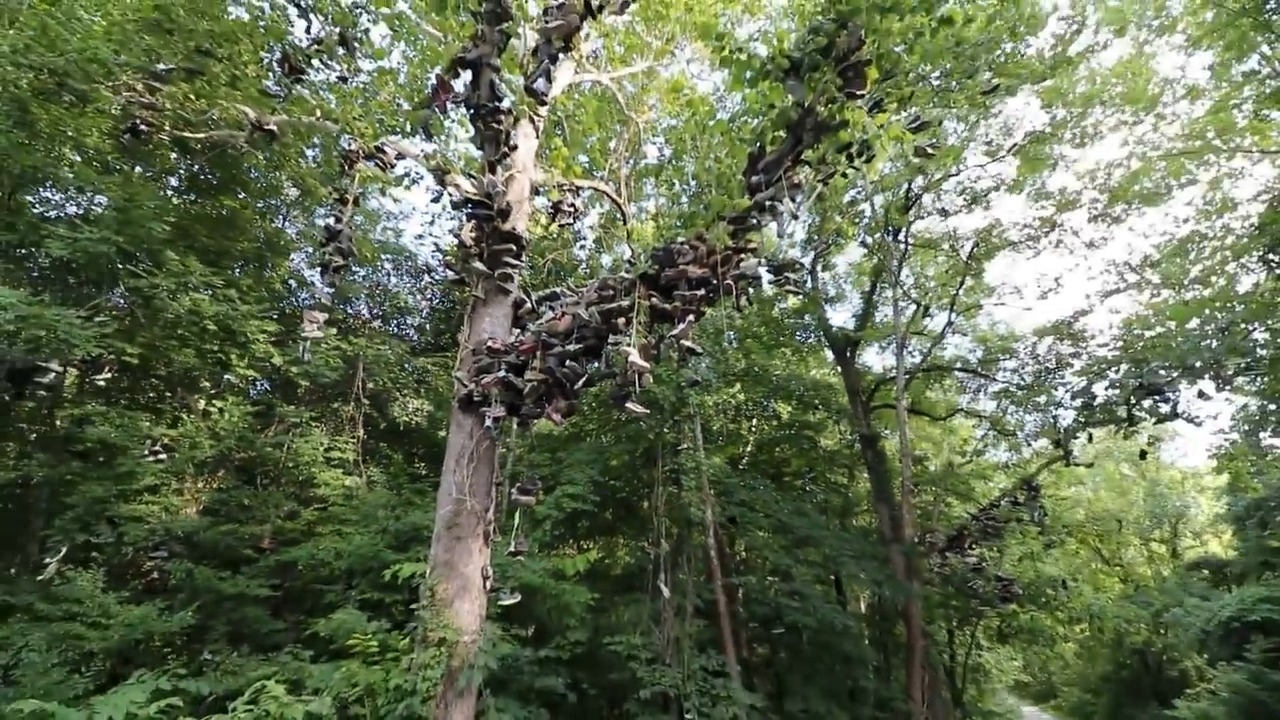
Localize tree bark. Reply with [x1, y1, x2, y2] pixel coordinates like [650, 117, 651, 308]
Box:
[426, 112, 541, 720]
[690, 407, 744, 707]
[889, 239, 928, 720]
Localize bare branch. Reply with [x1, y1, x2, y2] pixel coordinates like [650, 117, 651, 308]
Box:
[905, 238, 982, 386]
[869, 402, 995, 426]
[566, 61, 658, 89]
[926, 130, 1047, 193]
[1157, 145, 1280, 159]
[900, 364, 1003, 387]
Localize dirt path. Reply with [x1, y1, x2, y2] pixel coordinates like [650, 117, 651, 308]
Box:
[1019, 704, 1055, 719]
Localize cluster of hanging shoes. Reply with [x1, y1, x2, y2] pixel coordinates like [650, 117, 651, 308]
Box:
[441, 173, 528, 296]
[473, 478, 539, 608]
[431, 0, 517, 163]
[523, 0, 587, 104]
[925, 478, 1045, 608]
[298, 140, 411, 357]
[488, 478, 540, 606]
[950, 552, 1023, 609]
[1, 352, 127, 401]
[452, 226, 821, 430]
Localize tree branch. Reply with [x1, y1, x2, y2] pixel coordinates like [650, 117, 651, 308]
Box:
[564, 61, 657, 89]
[869, 363, 1003, 398]
[537, 172, 631, 226]
[868, 402, 1001, 429]
[1157, 145, 1280, 159]
[926, 130, 1048, 193]
[536, 171, 633, 247]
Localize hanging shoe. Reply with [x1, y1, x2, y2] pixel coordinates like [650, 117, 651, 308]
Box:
[673, 289, 707, 304]
[300, 309, 328, 340]
[621, 346, 650, 373]
[506, 536, 530, 558]
[483, 338, 511, 356]
[539, 312, 576, 336]
[522, 383, 546, 407]
[32, 361, 65, 387]
[544, 342, 583, 360]
[624, 399, 650, 416]
[510, 481, 540, 507]
[483, 405, 507, 430]
[141, 439, 169, 463]
[667, 314, 695, 341]
[558, 365, 586, 390]
[477, 372, 507, 392]
[88, 365, 115, 385]
[495, 269, 518, 295]
[678, 340, 704, 356]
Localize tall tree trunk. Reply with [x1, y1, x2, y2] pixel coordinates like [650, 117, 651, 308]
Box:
[656, 442, 682, 720]
[427, 115, 540, 720]
[424, 0, 632, 712]
[889, 239, 928, 720]
[843, 369, 954, 720]
[690, 407, 745, 708]
[814, 259, 954, 720]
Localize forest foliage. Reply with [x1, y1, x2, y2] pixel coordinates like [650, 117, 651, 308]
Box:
[2, 1, 1279, 719]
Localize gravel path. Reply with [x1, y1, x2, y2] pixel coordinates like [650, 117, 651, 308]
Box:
[1019, 705, 1056, 719]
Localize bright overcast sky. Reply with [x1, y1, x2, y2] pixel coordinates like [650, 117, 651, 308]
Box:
[969, 5, 1277, 467]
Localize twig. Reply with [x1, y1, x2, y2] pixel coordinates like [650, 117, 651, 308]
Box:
[1156, 146, 1280, 158]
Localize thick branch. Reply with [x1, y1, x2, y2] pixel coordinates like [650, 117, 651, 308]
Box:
[559, 60, 657, 92]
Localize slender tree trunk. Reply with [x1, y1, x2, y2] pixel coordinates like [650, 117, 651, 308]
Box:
[828, 339, 954, 720]
[889, 241, 928, 720]
[426, 111, 541, 720]
[690, 408, 744, 707]
[718, 519, 754, 691]
[656, 442, 682, 720]
[810, 250, 953, 720]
